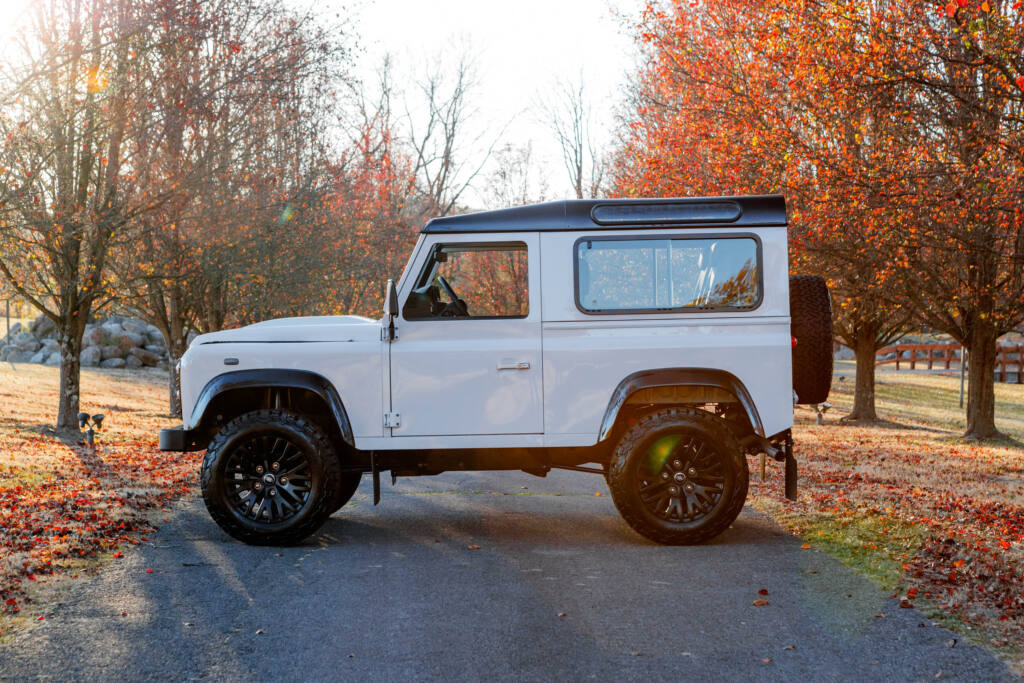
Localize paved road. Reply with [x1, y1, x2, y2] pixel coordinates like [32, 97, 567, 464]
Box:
[0, 470, 1015, 682]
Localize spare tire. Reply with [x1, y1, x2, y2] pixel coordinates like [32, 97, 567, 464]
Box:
[790, 275, 833, 405]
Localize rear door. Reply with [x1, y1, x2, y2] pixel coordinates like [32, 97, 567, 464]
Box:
[389, 232, 543, 436]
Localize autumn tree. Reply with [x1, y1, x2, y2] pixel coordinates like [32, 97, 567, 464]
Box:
[0, 0, 169, 429]
[613, 0, 914, 423]
[872, 0, 1024, 438]
[111, 0, 352, 414]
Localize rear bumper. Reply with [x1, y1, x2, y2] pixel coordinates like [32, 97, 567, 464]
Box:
[159, 426, 206, 452]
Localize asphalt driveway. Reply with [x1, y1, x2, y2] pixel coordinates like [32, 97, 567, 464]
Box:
[0, 470, 1015, 682]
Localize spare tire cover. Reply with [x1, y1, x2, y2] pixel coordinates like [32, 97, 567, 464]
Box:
[789, 275, 833, 405]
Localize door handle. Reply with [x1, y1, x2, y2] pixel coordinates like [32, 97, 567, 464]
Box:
[497, 362, 530, 371]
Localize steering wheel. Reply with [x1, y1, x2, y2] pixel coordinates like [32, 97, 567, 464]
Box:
[436, 276, 469, 317]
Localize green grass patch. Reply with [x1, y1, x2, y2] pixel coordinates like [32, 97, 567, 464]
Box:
[753, 497, 927, 590]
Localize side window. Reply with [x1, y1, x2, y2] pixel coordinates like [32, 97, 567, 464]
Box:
[576, 236, 760, 313]
[403, 242, 529, 319]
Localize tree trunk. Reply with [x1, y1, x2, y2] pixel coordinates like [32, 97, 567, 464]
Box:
[56, 329, 82, 430]
[167, 342, 187, 419]
[848, 333, 878, 421]
[159, 325, 188, 419]
[965, 321, 998, 439]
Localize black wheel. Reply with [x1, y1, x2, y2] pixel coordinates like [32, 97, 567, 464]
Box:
[790, 274, 833, 405]
[329, 472, 362, 514]
[607, 408, 748, 545]
[200, 409, 341, 545]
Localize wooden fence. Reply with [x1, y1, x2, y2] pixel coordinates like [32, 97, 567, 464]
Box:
[875, 343, 1024, 383]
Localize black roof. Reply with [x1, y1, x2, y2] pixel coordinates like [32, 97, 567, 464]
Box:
[421, 195, 786, 233]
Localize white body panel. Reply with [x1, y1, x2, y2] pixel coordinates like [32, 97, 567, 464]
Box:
[180, 317, 385, 439]
[538, 228, 792, 441]
[178, 224, 794, 450]
[388, 232, 544, 436]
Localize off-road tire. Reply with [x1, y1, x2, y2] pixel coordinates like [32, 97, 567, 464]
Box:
[607, 407, 748, 545]
[201, 409, 342, 546]
[329, 472, 362, 514]
[790, 274, 833, 405]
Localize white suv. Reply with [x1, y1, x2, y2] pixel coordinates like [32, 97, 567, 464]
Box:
[160, 195, 833, 546]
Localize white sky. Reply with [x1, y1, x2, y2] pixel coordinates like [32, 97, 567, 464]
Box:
[0, 0, 643, 205]
[332, 0, 642, 206]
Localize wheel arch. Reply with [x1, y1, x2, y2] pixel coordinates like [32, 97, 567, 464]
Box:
[598, 368, 765, 442]
[188, 369, 355, 449]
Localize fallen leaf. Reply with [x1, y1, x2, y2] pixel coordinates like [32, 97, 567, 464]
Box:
[762, 657, 773, 663]
[907, 587, 918, 598]
[146, 568, 153, 574]
[557, 612, 567, 618]
[800, 543, 811, 549]
[875, 613, 884, 618]
[900, 599, 914, 609]
[255, 629, 265, 635]
[784, 645, 796, 650]
[753, 599, 768, 606]
[758, 588, 769, 595]
[468, 544, 480, 550]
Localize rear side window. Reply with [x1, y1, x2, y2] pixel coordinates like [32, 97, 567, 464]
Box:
[575, 236, 761, 313]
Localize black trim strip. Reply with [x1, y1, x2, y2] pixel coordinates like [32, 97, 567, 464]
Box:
[598, 368, 765, 440]
[188, 369, 355, 446]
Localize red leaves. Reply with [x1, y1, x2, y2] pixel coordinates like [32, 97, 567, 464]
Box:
[0, 371, 197, 626]
[944, 2, 956, 18]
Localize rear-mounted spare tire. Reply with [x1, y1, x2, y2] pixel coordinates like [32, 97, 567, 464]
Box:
[790, 275, 833, 405]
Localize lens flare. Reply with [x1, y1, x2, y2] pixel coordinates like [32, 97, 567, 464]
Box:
[647, 434, 681, 473]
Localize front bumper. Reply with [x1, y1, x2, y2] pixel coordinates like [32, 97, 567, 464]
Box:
[159, 426, 206, 452]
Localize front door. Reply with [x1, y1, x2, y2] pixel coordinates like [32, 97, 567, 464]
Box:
[389, 233, 543, 436]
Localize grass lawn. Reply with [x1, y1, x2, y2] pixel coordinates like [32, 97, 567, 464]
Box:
[752, 366, 1024, 671]
[831, 360, 1024, 439]
[0, 362, 194, 632]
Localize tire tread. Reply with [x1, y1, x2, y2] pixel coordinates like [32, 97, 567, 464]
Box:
[607, 407, 748, 545]
[200, 409, 341, 546]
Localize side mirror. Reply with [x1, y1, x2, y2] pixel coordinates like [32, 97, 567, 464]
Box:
[385, 279, 398, 317]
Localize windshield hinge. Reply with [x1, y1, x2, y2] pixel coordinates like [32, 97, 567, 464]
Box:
[383, 412, 401, 428]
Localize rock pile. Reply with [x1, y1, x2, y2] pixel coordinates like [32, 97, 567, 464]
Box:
[0, 314, 174, 371]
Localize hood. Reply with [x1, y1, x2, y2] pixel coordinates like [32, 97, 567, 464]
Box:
[193, 315, 381, 345]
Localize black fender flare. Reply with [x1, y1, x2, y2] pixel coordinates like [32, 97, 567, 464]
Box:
[187, 369, 355, 447]
[598, 368, 765, 441]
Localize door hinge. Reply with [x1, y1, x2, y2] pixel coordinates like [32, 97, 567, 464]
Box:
[384, 411, 401, 428]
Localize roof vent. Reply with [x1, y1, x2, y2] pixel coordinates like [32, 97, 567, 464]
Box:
[590, 200, 742, 226]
